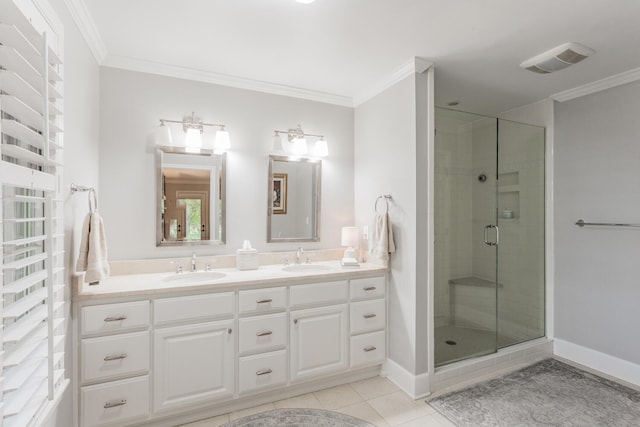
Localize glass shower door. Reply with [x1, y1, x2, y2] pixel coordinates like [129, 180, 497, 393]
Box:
[434, 108, 499, 367]
[496, 119, 545, 348]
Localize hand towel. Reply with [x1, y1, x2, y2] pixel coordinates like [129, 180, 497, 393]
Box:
[76, 212, 110, 283]
[369, 213, 396, 261]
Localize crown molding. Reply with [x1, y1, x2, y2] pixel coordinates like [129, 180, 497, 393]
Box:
[353, 57, 433, 107]
[62, 0, 107, 63]
[552, 66, 640, 102]
[102, 55, 354, 108]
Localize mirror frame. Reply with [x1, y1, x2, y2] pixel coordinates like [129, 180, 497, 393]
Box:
[267, 155, 321, 243]
[156, 148, 226, 246]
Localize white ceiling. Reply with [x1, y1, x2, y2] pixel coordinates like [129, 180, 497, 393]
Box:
[82, 0, 640, 115]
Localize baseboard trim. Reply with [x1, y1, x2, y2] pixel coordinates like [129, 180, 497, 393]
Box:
[383, 359, 430, 399]
[554, 339, 640, 387]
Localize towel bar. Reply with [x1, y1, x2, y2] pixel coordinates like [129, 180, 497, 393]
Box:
[574, 219, 640, 228]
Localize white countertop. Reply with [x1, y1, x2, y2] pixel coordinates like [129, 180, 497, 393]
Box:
[74, 260, 388, 302]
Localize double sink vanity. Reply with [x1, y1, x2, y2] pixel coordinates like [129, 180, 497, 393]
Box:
[73, 259, 388, 427]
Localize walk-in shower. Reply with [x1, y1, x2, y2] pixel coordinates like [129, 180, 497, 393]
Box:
[434, 107, 545, 367]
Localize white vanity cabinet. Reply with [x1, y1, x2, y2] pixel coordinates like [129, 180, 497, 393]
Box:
[290, 303, 349, 381]
[78, 301, 151, 427]
[75, 270, 387, 427]
[153, 293, 235, 412]
[349, 276, 387, 367]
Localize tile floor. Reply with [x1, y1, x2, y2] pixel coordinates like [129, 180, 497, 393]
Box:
[180, 377, 455, 427]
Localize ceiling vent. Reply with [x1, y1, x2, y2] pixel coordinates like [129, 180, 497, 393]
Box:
[520, 42, 595, 74]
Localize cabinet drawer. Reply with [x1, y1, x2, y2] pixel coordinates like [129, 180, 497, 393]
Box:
[238, 350, 287, 394]
[81, 301, 149, 336]
[239, 287, 286, 314]
[290, 280, 348, 308]
[350, 276, 386, 301]
[81, 375, 150, 427]
[155, 292, 234, 325]
[350, 330, 386, 368]
[350, 299, 386, 334]
[81, 331, 149, 384]
[239, 313, 287, 355]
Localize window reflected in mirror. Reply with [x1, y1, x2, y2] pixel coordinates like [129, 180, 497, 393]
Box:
[157, 150, 225, 246]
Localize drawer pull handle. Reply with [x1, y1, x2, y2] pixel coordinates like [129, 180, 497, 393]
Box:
[104, 315, 127, 322]
[363, 313, 377, 319]
[364, 346, 377, 352]
[256, 298, 273, 304]
[363, 286, 377, 291]
[103, 353, 128, 361]
[256, 368, 273, 376]
[256, 330, 273, 337]
[104, 399, 127, 409]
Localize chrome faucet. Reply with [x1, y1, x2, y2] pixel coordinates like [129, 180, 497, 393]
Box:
[295, 247, 304, 264]
[191, 253, 197, 272]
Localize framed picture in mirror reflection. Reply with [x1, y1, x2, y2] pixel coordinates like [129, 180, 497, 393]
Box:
[273, 173, 288, 214]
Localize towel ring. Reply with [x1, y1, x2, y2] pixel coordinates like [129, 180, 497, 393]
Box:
[375, 195, 391, 214]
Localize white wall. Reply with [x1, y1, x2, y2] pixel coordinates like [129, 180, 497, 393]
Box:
[99, 67, 354, 260]
[45, 0, 101, 425]
[354, 71, 430, 379]
[554, 81, 640, 369]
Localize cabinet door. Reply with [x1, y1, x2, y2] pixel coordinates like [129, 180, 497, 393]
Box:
[290, 304, 348, 382]
[154, 320, 234, 412]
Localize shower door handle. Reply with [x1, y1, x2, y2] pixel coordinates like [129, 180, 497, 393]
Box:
[484, 224, 499, 246]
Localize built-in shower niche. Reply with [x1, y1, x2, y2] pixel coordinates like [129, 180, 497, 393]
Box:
[498, 171, 519, 220]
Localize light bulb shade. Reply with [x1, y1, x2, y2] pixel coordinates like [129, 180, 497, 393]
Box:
[314, 139, 328, 157]
[341, 226, 359, 247]
[155, 124, 172, 146]
[291, 136, 307, 155]
[272, 134, 284, 152]
[184, 128, 202, 153]
[214, 129, 230, 151]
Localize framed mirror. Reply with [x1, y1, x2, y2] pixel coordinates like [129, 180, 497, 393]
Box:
[268, 155, 321, 242]
[156, 149, 226, 246]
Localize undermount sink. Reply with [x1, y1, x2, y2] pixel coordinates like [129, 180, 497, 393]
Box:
[164, 271, 227, 284]
[282, 264, 333, 273]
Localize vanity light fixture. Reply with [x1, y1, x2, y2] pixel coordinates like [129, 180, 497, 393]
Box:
[156, 112, 230, 154]
[273, 124, 328, 157]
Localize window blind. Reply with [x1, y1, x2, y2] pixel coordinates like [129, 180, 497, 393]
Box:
[1, 0, 66, 425]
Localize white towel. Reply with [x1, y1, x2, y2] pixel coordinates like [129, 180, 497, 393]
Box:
[76, 212, 110, 283]
[369, 213, 396, 261]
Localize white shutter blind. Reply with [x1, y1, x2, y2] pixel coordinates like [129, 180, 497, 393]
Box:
[1, 0, 66, 425]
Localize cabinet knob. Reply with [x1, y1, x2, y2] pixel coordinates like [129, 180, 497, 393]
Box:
[228, 328, 232, 334]
[256, 330, 273, 337]
[103, 353, 128, 362]
[104, 315, 127, 322]
[363, 286, 377, 291]
[104, 399, 127, 409]
[256, 368, 273, 376]
[256, 298, 273, 304]
[364, 346, 377, 352]
[293, 319, 298, 324]
[363, 313, 377, 319]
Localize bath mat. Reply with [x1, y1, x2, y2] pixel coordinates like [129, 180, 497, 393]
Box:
[429, 358, 640, 426]
[221, 408, 376, 427]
